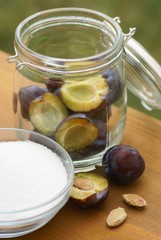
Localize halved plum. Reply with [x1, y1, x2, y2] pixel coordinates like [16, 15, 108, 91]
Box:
[102, 70, 123, 104]
[70, 172, 109, 207]
[29, 92, 68, 136]
[55, 114, 98, 152]
[69, 119, 107, 160]
[87, 94, 108, 121]
[19, 85, 48, 119]
[85, 75, 109, 96]
[45, 78, 63, 93]
[61, 82, 102, 112]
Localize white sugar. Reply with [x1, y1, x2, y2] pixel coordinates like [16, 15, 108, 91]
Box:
[0, 141, 68, 212]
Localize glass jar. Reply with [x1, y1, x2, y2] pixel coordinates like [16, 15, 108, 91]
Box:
[8, 8, 161, 171]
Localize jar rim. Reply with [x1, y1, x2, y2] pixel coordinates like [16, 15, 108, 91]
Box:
[14, 7, 124, 72]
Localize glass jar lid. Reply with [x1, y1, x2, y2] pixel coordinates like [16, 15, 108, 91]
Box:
[124, 38, 161, 110]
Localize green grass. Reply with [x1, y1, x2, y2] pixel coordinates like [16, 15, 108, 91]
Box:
[0, 0, 160, 120]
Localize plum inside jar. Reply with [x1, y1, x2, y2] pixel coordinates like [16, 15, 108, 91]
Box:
[17, 69, 123, 161]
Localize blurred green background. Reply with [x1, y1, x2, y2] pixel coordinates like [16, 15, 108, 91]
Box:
[0, 0, 160, 120]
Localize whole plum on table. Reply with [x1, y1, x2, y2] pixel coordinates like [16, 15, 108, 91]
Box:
[102, 145, 145, 184]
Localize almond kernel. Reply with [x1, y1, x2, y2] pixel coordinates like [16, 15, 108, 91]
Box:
[106, 207, 127, 227]
[123, 194, 147, 208]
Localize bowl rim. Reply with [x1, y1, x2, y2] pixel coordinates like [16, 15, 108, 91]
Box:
[0, 128, 74, 215]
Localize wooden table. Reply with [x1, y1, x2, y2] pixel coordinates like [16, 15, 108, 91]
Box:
[0, 51, 161, 240]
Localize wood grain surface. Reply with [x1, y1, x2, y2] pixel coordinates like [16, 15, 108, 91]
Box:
[0, 51, 161, 240]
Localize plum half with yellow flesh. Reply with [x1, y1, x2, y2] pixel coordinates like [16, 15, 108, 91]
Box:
[68, 119, 107, 160]
[70, 172, 109, 207]
[85, 75, 109, 95]
[19, 85, 48, 119]
[29, 92, 68, 136]
[60, 82, 103, 112]
[55, 114, 98, 152]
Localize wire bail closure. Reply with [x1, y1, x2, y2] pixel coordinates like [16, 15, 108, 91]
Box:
[7, 54, 39, 71]
[7, 52, 24, 70]
[113, 16, 121, 24]
[113, 16, 136, 43]
[124, 28, 136, 43]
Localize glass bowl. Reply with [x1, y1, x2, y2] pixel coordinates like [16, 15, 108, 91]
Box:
[0, 128, 74, 238]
